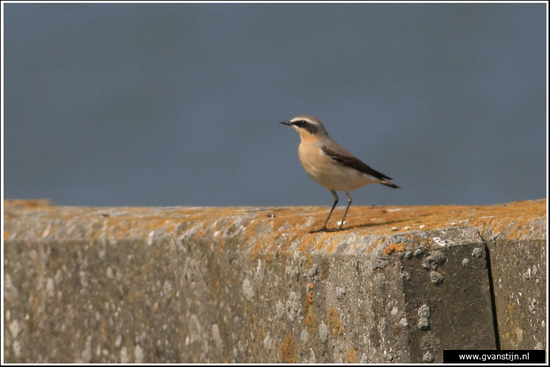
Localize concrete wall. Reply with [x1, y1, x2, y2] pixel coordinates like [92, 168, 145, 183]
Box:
[3, 199, 546, 363]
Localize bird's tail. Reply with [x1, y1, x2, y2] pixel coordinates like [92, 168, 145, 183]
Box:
[381, 181, 401, 189]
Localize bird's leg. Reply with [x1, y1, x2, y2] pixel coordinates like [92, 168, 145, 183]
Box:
[338, 192, 352, 230]
[318, 190, 338, 232]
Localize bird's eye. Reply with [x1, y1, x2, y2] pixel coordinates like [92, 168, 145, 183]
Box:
[295, 120, 306, 127]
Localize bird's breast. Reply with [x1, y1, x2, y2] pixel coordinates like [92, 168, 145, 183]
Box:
[297, 143, 328, 176]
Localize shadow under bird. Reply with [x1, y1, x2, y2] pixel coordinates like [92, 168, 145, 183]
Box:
[280, 115, 400, 232]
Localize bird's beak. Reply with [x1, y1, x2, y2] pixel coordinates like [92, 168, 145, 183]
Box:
[280, 121, 292, 126]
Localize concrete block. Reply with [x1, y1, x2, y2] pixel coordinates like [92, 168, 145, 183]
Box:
[3, 199, 546, 362]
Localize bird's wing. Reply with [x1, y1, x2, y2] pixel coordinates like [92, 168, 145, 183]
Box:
[321, 145, 393, 181]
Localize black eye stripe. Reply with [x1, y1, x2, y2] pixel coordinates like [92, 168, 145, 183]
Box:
[292, 120, 318, 134]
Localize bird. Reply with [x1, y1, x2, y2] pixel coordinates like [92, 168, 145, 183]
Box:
[280, 115, 400, 232]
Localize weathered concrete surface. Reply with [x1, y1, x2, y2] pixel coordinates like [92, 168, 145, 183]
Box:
[3, 199, 546, 362]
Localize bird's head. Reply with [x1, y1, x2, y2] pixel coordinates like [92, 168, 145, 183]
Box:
[279, 115, 328, 139]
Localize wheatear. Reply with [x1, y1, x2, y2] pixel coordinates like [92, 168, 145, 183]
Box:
[280, 115, 400, 232]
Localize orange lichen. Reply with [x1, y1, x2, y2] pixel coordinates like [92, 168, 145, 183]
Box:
[4, 199, 54, 208]
[326, 240, 339, 254]
[279, 333, 297, 363]
[4, 199, 545, 250]
[327, 307, 344, 337]
[305, 305, 317, 333]
[306, 282, 314, 304]
[346, 347, 358, 363]
[383, 242, 406, 255]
